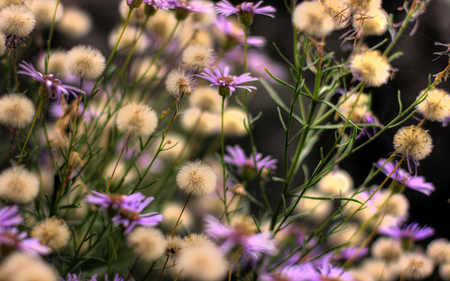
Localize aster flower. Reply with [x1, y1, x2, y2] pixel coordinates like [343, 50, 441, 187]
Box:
[18, 61, 85, 104]
[215, 16, 266, 49]
[334, 245, 369, 263]
[60, 274, 98, 281]
[144, 0, 172, 9]
[433, 41, 450, 61]
[379, 222, 434, 244]
[259, 265, 305, 281]
[0, 228, 51, 256]
[216, 1, 276, 26]
[375, 158, 435, 195]
[167, 0, 213, 21]
[196, 66, 257, 97]
[224, 145, 277, 180]
[0, 205, 23, 230]
[301, 254, 354, 281]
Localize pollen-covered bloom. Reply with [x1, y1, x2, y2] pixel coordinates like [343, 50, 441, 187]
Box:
[375, 158, 435, 195]
[350, 50, 391, 87]
[216, 1, 276, 26]
[0, 228, 51, 256]
[224, 145, 277, 180]
[18, 61, 85, 104]
[196, 66, 257, 97]
[0, 205, 23, 230]
[379, 222, 434, 244]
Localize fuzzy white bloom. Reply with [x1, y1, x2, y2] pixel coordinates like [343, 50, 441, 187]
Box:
[31, 216, 71, 251]
[223, 107, 247, 136]
[398, 252, 434, 280]
[166, 235, 183, 260]
[0, 94, 35, 128]
[183, 233, 216, 248]
[361, 258, 398, 281]
[119, 0, 146, 24]
[337, 92, 371, 123]
[372, 237, 403, 262]
[373, 191, 409, 219]
[322, 0, 350, 28]
[178, 244, 228, 281]
[393, 125, 433, 162]
[108, 25, 148, 54]
[416, 88, 450, 122]
[128, 227, 166, 262]
[348, 269, 375, 281]
[66, 45, 105, 80]
[176, 160, 217, 196]
[292, 1, 335, 38]
[355, 8, 388, 36]
[0, 253, 58, 281]
[328, 222, 365, 246]
[350, 50, 391, 87]
[427, 238, 450, 264]
[317, 169, 353, 196]
[38, 50, 67, 76]
[181, 107, 219, 136]
[146, 9, 177, 39]
[183, 43, 215, 69]
[161, 202, 194, 231]
[343, 0, 381, 13]
[440, 263, 450, 280]
[0, 166, 39, 204]
[0, 5, 35, 38]
[133, 57, 162, 83]
[30, 0, 64, 28]
[189, 86, 223, 114]
[294, 189, 333, 221]
[57, 7, 92, 38]
[158, 133, 187, 160]
[116, 102, 158, 138]
[165, 68, 193, 97]
[0, 33, 6, 55]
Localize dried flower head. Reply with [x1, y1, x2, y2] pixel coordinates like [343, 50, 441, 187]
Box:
[116, 102, 158, 138]
[189, 86, 223, 113]
[0, 94, 35, 128]
[398, 251, 434, 280]
[343, 0, 381, 13]
[31, 216, 71, 251]
[30, 0, 64, 28]
[165, 68, 194, 98]
[66, 45, 106, 80]
[166, 235, 183, 260]
[0, 5, 36, 38]
[372, 237, 403, 262]
[181, 107, 219, 135]
[350, 50, 391, 87]
[427, 238, 450, 264]
[183, 233, 215, 248]
[440, 263, 450, 280]
[57, 7, 92, 39]
[176, 160, 217, 196]
[128, 227, 166, 261]
[0, 253, 58, 281]
[292, 1, 335, 38]
[38, 50, 67, 77]
[183, 43, 215, 69]
[178, 244, 228, 281]
[393, 125, 433, 171]
[356, 8, 388, 36]
[317, 169, 353, 196]
[108, 25, 148, 54]
[0, 166, 39, 204]
[373, 191, 409, 219]
[161, 203, 194, 230]
[223, 107, 247, 136]
[416, 88, 450, 122]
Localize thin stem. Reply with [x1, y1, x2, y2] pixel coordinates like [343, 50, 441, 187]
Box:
[106, 134, 132, 193]
[45, 0, 60, 74]
[17, 99, 44, 165]
[157, 256, 170, 281]
[13, 48, 19, 94]
[220, 95, 230, 223]
[169, 193, 191, 236]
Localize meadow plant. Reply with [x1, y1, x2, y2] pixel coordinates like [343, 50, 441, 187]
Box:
[0, 0, 449, 280]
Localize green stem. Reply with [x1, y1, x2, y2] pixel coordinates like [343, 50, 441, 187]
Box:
[45, 0, 60, 74]
[17, 99, 44, 165]
[220, 95, 230, 223]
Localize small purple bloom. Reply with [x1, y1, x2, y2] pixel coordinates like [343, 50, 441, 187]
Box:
[375, 158, 435, 195]
[18, 62, 85, 104]
[215, 16, 266, 48]
[167, 0, 213, 20]
[144, 0, 172, 9]
[259, 265, 305, 281]
[60, 274, 97, 281]
[216, 1, 276, 19]
[0, 205, 23, 230]
[0, 228, 51, 256]
[196, 66, 257, 97]
[335, 245, 369, 263]
[433, 42, 450, 61]
[300, 254, 354, 281]
[224, 145, 277, 178]
[379, 222, 434, 242]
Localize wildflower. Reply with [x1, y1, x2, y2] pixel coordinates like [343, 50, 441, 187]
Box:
[343, 0, 381, 14]
[182, 43, 215, 69]
[372, 237, 403, 262]
[61, 273, 98, 281]
[375, 158, 435, 195]
[30, 0, 64, 28]
[167, 0, 213, 21]
[30, 217, 71, 252]
[181, 107, 219, 135]
[116, 102, 158, 138]
[434, 41, 450, 61]
[66, 45, 106, 80]
[127, 227, 166, 261]
[372, 190, 409, 219]
[356, 8, 388, 36]
[215, 16, 266, 50]
[361, 258, 398, 281]
[259, 265, 305, 281]
[196, 66, 257, 97]
[393, 125, 433, 173]
[161, 203, 194, 230]
[166, 235, 183, 260]
[0, 253, 58, 281]
[295, 190, 333, 221]
[350, 50, 391, 87]
[0, 5, 36, 40]
[0, 94, 35, 129]
[57, 7, 93, 39]
[398, 251, 434, 280]
[223, 107, 247, 136]
[183, 233, 215, 248]
[426, 238, 450, 264]
[189, 86, 223, 113]
[178, 244, 229, 281]
[108, 25, 148, 54]
[18, 61, 85, 104]
[0, 228, 51, 256]
[144, 0, 172, 10]
[216, 1, 276, 26]
[224, 145, 277, 180]
[176, 160, 217, 196]
[165, 68, 194, 98]
[0, 205, 22, 230]
[379, 222, 434, 250]
[441, 264, 450, 280]
[0, 166, 40, 204]
[317, 169, 353, 196]
[416, 88, 450, 122]
[300, 254, 355, 281]
[335, 245, 369, 263]
[292, 1, 335, 38]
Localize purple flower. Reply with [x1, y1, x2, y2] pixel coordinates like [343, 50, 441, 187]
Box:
[144, 0, 172, 9]
[86, 191, 144, 211]
[300, 254, 354, 281]
[105, 274, 125, 281]
[224, 145, 277, 179]
[0, 228, 51, 256]
[204, 214, 276, 260]
[379, 222, 434, 242]
[18, 61, 85, 104]
[0, 205, 23, 230]
[216, 1, 276, 23]
[259, 265, 305, 281]
[60, 274, 97, 281]
[334, 245, 369, 263]
[196, 66, 257, 97]
[375, 158, 435, 195]
[167, 0, 213, 20]
[215, 16, 266, 49]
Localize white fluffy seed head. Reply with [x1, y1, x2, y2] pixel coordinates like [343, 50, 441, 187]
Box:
[108, 25, 147, 54]
[373, 191, 409, 219]
[128, 227, 166, 262]
[0, 5, 36, 38]
[223, 107, 247, 136]
[0, 94, 36, 128]
[116, 102, 158, 138]
[30, 0, 64, 28]
[166, 235, 183, 260]
[119, 0, 146, 24]
[183, 233, 215, 249]
[57, 7, 92, 38]
[292, 1, 335, 38]
[161, 203, 194, 231]
[38, 50, 67, 77]
[31, 216, 71, 251]
[427, 238, 450, 264]
[182, 43, 215, 69]
[317, 169, 353, 196]
[351, 50, 391, 87]
[0, 33, 6, 55]
[178, 245, 228, 281]
[181, 107, 219, 136]
[189, 86, 223, 113]
[361, 258, 398, 281]
[0, 166, 39, 204]
[393, 125, 433, 161]
[355, 8, 388, 36]
[165, 68, 194, 97]
[344, 0, 381, 13]
[337, 92, 371, 123]
[66, 45, 105, 80]
[146, 9, 177, 39]
[372, 237, 403, 262]
[294, 189, 333, 221]
[398, 251, 434, 280]
[440, 263, 450, 280]
[176, 160, 217, 196]
[416, 88, 450, 122]
[322, 0, 350, 28]
[0, 253, 58, 281]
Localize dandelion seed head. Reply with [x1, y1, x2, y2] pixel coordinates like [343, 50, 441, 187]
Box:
[128, 227, 166, 261]
[0, 33, 6, 55]
[356, 8, 388, 36]
[292, 1, 335, 38]
[38, 50, 68, 77]
[57, 7, 92, 39]
[427, 238, 450, 264]
[372, 237, 403, 262]
[317, 169, 353, 196]
[183, 43, 215, 69]
[181, 107, 219, 135]
[66, 45, 106, 80]
[373, 191, 409, 219]
[0, 94, 35, 129]
[398, 251, 434, 280]
[295, 190, 332, 221]
[189, 86, 223, 113]
[146, 9, 177, 39]
[116, 102, 158, 138]
[30, 0, 64, 28]
[0, 5, 36, 38]
[165, 68, 194, 98]
[108, 25, 148, 54]
[161, 203, 194, 231]
[361, 258, 398, 281]
[350, 50, 391, 87]
[416, 88, 450, 122]
[0, 253, 58, 281]
[178, 244, 228, 281]
[440, 263, 450, 280]
[223, 107, 247, 136]
[183, 233, 215, 248]
[393, 125, 433, 162]
[176, 160, 217, 196]
[0, 166, 39, 204]
[166, 235, 183, 260]
[31, 216, 71, 251]
[343, 0, 381, 13]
